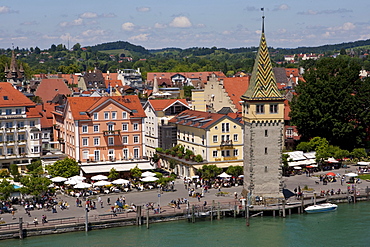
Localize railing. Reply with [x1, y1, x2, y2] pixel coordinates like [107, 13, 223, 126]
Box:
[220, 140, 233, 146]
[103, 130, 121, 136]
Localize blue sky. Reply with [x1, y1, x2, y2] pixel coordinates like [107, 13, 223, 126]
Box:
[1, 1, 370, 50]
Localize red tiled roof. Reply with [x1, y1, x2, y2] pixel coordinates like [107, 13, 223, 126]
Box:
[105, 80, 123, 88]
[26, 106, 42, 118]
[35, 78, 72, 102]
[103, 73, 118, 80]
[0, 82, 35, 107]
[168, 109, 240, 129]
[222, 76, 250, 113]
[285, 68, 299, 77]
[148, 99, 189, 111]
[67, 95, 146, 120]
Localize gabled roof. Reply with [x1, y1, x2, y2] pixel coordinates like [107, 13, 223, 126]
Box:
[241, 20, 283, 101]
[169, 109, 242, 130]
[0, 82, 35, 107]
[67, 95, 146, 120]
[35, 78, 72, 103]
[146, 99, 189, 111]
[105, 80, 123, 88]
[222, 76, 250, 112]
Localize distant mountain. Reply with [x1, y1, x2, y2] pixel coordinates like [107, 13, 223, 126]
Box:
[87, 41, 150, 55]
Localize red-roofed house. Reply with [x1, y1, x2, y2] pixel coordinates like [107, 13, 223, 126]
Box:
[52, 95, 151, 175]
[35, 78, 72, 103]
[0, 82, 42, 170]
[143, 99, 190, 157]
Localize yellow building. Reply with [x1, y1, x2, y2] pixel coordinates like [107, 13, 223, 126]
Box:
[167, 110, 244, 177]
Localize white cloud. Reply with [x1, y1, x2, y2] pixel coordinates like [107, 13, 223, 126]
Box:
[80, 12, 98, 18]
[328, 22, 356, 31]
[298, 8, 352, 15]
[122, 22, 135, 31]
[154, 23, 167, 29]
[129, 33, 149, 42]
[0, 6, 17, 14]
[274, 4, 289, 11]
[136, 7, 150, 12]
[42, 34, 58, 40]
[169, 16, 192, 28]
[60, 18, 84, 27]
[82, 29, 107, 37]
[20, 21, 38, 26]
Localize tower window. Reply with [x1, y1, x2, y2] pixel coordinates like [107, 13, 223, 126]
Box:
[265, 147, 268, 154]
[265, 130, 268, 137]
[256, 104, 264, 114]
[270, 104, 278, 114]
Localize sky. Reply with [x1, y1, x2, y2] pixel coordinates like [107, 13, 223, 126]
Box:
[1, 0, 370, 50]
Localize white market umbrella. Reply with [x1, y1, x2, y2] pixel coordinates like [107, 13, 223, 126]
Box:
[91, 175, 108, 180]
[218, 172, 232, 178]
[50, 176, 67, 183]
[345, 173, 358, 177]
[294, 166, 302, 170]
[93, 181, 112, 187]
[238, 175, 244, 178]
[141, 176, 159, 182]
[112, 179, 130, 185]
[69, 175, 86, 181]
[73, 182, 92, 189]
[141, 171, 156, 177]
[191, 175, 199, 179]
[64, 179, 78, 185]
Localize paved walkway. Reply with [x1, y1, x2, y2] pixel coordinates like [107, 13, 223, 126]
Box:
[2, 166, 368, 225]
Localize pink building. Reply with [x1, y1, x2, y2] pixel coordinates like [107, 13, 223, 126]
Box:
[52, 95, 151, 174]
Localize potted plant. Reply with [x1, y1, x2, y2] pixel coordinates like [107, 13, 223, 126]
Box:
[184, 154, 190, 161]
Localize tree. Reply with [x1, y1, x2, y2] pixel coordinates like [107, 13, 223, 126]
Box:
[197, 165, 222, 180]
[9, 164, 19, 176]
[130, 165, 142, 179]
[27, 159, 43, 177]
[351, 148, 367, 160]
[290, 57, 370, 150]
[20, 176, 51, 197]
[225, 166, 243, 177]
[46, 158, 80, 178]
[0, 179, 15, 200]
[108, 167, 119, 180]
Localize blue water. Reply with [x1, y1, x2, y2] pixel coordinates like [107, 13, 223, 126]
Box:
[3, 201, 370, 247]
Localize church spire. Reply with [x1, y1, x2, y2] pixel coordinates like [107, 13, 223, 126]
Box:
[241, 14, 283, 101]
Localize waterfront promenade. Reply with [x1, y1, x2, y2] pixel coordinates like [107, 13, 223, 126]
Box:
[1, 166, 368, 227]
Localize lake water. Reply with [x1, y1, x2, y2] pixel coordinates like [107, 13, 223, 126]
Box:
[3, 201, 370, 247]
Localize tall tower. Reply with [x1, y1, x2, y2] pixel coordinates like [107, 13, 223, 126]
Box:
[4, 50, 24, 85]
[241, 15, 285, 204]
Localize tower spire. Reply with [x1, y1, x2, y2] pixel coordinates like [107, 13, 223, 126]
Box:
[261, 8, 265, 33]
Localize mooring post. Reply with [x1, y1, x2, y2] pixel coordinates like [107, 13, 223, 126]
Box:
[282, 199, 286, 218]
[146, 208, 149, 229]
[85, 208, 89, 232]
[314, 193, 317, 205]
[19, 217, 23, 239]
[191, 205, 195, 223]
[347, 188, 350, 203]
[137, 206, 142, 225]
[217, 202, 220, 220]
[367, 186, 369, 201]
[234, 204, 237, 218]
[301, 195, 304, 212]
[354, 185, 357, 204]
[211, 200, 214, 222]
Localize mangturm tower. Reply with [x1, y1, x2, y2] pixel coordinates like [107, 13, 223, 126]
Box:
[4, 50, 24, 85]
[241, 15, 285, 204]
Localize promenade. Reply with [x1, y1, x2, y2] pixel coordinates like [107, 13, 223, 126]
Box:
[1, 166, 368, 227]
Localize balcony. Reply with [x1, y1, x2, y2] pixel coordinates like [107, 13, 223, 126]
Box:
[220, 140, 233, 147]
[103, 130, 120, 136]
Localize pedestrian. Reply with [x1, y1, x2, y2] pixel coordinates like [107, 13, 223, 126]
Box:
[42, 215, 47, 224]
[52, 204, 57, 213]
[197, 194, 201, 202]
[203, 201, 207, 207]
[33, 217, 38, 226]
[107, 197, 110, 205]
[11, 209, 15, 220]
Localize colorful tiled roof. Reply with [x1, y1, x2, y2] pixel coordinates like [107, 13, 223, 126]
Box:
[0, 82, 35, 107]
[35, 78, 72, 102]
[222, 77, 250, 112]
[241, 23, 283, 101]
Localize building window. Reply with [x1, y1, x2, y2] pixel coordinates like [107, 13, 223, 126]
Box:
[133, 135, 139, 143]
[122, 136, 128, 144]
[93, 125, 99, 132]
[233, 134, 238, 142]
[82, 138, 88, 146]
[221, 123, 230, 133]
[94, 137, 100, 146]
[213, 151, 218, 157]
[82, 125, 88, 133]
[286, 129, 293, 138]
[122, 123, 128, 131]
[7, 148, 14, 155]
[133, 148, 139, 159]
[93, 112, 98, 120]
[104, 112, 109, 120]
[221, 150, 230, 157]
[233, 149, 238, 157]
[34, 146, 39, 153]
[16, 109, 22, 114]
[5, 109, 12, 115]
[83, 151, 89, 160]
[112, 111, 117, 119]
[133, 123, 138, 131]
[122, 112, 127, 119]
[108, 124, 114, 131]
[213, 135, 218, 143]
[30, 121, 35, 127]
[7, 135, 14, 141]
[17, 122, 24, 128]
[270, 104, 278, 114]
[108, 137, 114, 145]
[123, 148, 128, 159]
[108, 149, 115, 160]
[94, 150, 100, 161]
[256, 104, 264, 114]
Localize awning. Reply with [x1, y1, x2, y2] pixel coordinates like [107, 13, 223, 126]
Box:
[81, 162, 154, 174]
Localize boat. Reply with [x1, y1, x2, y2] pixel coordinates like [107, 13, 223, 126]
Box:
[305, 203, 338, 213]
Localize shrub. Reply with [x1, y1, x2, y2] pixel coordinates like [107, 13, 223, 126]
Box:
[177, 152, 183, 158]
[155, 147, 163, 153]
[194, 155, 203, 163]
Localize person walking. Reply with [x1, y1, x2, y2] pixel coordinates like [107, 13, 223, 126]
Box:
[107, 197, 110, 205]
[33, 217, 38, 227]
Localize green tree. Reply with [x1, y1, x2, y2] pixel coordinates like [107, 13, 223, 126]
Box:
[225, 165, 243, 177]
[20, 176, 51, 197]
[108, 167, 119, 180]
[197, 165, 222, 180]
[9, 164, 19, 176]
[290, 57, 370, 150]
[0, 179, 15, 200]
[46, 157, 80, 178]
[130, 165, 142, 179]
[351, 148, 367, 160]
[27, 159, 43, 177]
